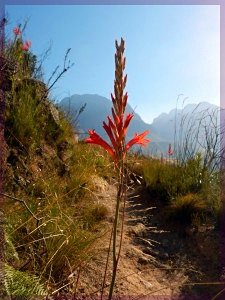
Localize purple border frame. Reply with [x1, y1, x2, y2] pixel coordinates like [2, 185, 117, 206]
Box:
[0, 1, 224, 299]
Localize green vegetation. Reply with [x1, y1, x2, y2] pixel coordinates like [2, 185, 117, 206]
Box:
[4, 264, 47, 298]
[2, 24, 113, 298]
[129, 153, 220, 230]
[167, 193, 207, 227]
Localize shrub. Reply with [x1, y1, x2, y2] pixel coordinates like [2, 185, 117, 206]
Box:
[142, 159, 191, 202]
[137, 154, 220, 227]
[142, 154, 216, 200]
[167, 193, 207, 227]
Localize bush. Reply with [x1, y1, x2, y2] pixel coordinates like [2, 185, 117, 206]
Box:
[142, 158, 200, 202]
[142, 154, 216, 199]
[167, 193, 207, 227]
[137, 154, 220, 227]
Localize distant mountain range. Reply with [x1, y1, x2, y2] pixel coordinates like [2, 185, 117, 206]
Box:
[59, 94, 221, 156]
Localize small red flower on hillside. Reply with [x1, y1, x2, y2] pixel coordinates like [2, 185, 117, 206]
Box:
[21, 40, 32, 51]
[13, 27, 21, 36]
[168, 143, 173, 156]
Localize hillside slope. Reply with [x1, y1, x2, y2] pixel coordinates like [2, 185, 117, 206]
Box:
[2, 30, 115, 298]
[2, 26, 221, 300]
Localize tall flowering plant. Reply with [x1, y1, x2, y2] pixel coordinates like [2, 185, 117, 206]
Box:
[86, 38, 150, 299]
[86, 39, 150, 162]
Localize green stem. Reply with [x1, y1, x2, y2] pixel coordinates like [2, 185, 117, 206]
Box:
[101, 226, 113, 299]
[108, 189, 121, 300]
[108, 158, 124, 300]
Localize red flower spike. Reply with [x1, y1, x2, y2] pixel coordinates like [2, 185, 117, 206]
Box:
[86, 130, 116, 159]
[103, 121, 118, 151]
[86, 39, 151, 165]
[111, 93, 116, 105]
[21, 40, 32, 51]
[122, 113, 133, 137]
[13, 27, 21, 36]
[123, 74, 127, 88]
[125, 130, 150, 151]
[123, 93, 128, 109]
[118, 114, 124, 135]
[116, 113, 133, 144]
[107, 116, 119, 139]
[111, 108, 120, 126]
[123, 57, 126, 69]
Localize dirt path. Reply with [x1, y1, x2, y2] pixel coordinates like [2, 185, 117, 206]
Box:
[126, 183, 220, 299]
[77, 175, 220, 299]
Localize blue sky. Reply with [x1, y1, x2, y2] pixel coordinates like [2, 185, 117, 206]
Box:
[6, 5, 220, 123]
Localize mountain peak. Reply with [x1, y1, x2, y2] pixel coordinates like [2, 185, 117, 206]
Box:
[60, 93, 153, 137]
[60, 95, 219, 156]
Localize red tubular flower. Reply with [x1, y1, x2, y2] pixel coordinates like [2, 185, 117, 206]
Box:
[112, 108, 120, 126]
[86, 130, 115, 160]
[103, 121, 118, 151]
[117, 114, 124, 136]
[13, 27, 21, 36]
[122, 113, 133, 136]
[107, 116, 119, 139]
[125, 130, 150, 151]
[111, 93, 116, 107]
[107, 116, 116, 132]
[21, 40, 32, 51]
[123, 92, 128, 109]
[168, 144, 173, 156]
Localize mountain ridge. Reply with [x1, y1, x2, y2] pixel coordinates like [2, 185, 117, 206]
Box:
[59, 94, 220, 155]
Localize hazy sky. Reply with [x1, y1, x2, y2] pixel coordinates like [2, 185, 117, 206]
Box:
[6, 5, 220, 123]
